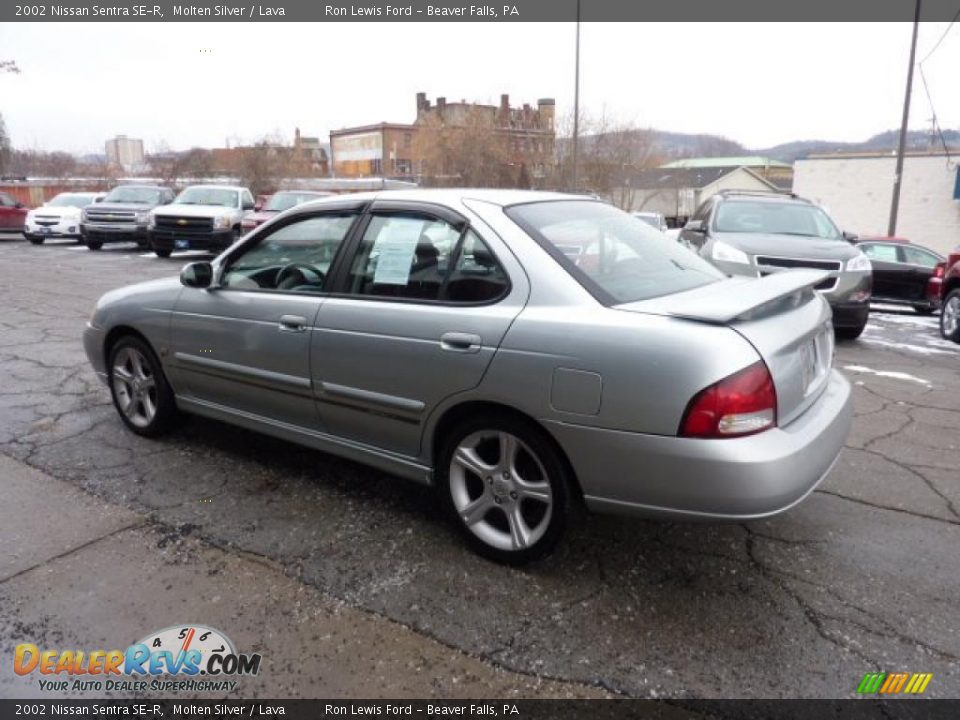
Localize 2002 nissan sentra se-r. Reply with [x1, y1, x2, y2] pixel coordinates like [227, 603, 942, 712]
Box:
[84, 190, 852, 564]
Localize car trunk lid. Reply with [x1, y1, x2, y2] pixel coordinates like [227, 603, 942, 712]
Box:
[616, 270, 835, 426]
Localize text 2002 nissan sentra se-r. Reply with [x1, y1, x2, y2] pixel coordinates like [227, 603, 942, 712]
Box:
[84, 190, 852, 564]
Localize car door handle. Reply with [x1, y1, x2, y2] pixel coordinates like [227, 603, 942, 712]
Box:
[440, 332, 482, 353]
[278, 315, 307, 333]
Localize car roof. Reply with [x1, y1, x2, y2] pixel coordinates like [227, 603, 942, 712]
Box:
[858, 236, 910, 244]
[292, 188, 589, 212]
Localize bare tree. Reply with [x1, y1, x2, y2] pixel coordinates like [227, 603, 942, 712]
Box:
[0, 113, 11, 175]
[412, 109, 518, 188]
[551, 109, 662, 208]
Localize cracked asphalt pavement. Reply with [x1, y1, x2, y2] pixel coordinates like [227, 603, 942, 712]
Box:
[1, 235, 958, 699]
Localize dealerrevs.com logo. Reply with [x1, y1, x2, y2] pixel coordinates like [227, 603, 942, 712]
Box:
[14, 624, 262, 693]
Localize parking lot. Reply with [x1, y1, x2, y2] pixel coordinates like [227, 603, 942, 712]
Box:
[0, 234, 958, 698]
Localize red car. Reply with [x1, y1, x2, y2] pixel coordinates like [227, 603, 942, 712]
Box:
[0, 192, 28, 231]
[241, 190, 332, 232]
[938, 247, 960, 343]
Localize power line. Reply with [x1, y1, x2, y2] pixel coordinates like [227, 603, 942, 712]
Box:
[917, 64, 956, 169]
[918, 9, 960, 64]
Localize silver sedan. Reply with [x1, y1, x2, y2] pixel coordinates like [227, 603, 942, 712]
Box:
[84, 190, 852, 564]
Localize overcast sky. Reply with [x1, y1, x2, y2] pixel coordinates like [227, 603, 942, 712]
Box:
[1, 22, 959, 154]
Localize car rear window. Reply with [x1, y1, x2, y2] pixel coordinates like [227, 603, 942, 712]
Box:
[506, 200, 722, 304]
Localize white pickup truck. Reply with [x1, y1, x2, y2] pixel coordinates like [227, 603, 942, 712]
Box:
[148, 184, 255, 258]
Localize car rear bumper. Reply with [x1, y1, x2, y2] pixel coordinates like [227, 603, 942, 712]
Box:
[83, 322, 109, 384]
[546, 369, 852, 520]
[149, 228, 236, 252]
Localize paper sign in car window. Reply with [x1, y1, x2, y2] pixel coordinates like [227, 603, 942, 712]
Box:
[373, 219, 424, 285]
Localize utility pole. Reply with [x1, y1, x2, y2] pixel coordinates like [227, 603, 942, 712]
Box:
[571, 0, 581, 192]
[888, 0, 922, 236]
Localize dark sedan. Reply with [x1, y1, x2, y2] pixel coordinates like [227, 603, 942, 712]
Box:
[857, 238, 944, 314]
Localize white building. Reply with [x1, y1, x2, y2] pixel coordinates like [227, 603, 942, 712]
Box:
[615, 165, 782, 223]
[105, 135, 145, 171]
[794, 153, 960, 256]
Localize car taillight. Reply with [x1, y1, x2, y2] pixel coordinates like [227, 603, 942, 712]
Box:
[680, 361, 777, 439]
[932, 263, 945, 280]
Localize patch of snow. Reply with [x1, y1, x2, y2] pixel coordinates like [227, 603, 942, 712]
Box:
[843, 365, 932, 385]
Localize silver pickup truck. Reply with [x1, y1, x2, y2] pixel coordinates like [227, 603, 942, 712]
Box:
[81, 185, 175, 250]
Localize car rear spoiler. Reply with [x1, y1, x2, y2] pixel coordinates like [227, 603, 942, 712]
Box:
[618, 269, 830, 324]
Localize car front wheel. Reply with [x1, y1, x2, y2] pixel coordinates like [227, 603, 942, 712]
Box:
[437, 413, 574, 565]
[941, 290, 960, 343]
[86, 239, 103, 251]
[154, 248, 172, 258]
[107, 336, 179, 437]
[27, 236, 43, 245]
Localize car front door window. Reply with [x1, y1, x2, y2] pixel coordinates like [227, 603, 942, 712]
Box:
[222, 213, 357, 293]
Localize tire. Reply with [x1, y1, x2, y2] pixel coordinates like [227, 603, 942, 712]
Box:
[836, 321, 867, 340]
[107, 335, 179, 437]
[940, 289, 960, 343]
[28, 236, 43, 245]
[154, 248, 172, 258]
[436, 412, 575, 565]
[86, 239, 103, 251]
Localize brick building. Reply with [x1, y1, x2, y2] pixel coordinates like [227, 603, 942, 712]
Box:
[329, 92, 556, 183]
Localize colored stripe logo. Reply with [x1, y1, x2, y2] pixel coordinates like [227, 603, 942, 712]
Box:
[857, 672, 932, 695]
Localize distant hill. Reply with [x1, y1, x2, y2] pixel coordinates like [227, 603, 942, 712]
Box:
[757, 129, 960, 162]
[568, 128, 960, 165]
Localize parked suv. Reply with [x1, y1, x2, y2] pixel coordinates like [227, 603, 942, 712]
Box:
[938, 247, 960, 344]
[23, 192, 106, 244]
[680, 191, 872, 339]
[148, 185, 255, 258]
[81, 185, 175, 250]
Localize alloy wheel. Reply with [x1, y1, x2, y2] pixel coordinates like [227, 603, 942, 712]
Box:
[944, 295, 960, 337]
[448, 430, 554, 552]
[111, 346, 158, 428]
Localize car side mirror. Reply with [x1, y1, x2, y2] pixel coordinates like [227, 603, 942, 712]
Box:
[95, 197, 104, 203]
[242, 202, 255, 211]
[842, 231, 858, 243]
[254, 202, 263, 212]
[684, 219, 705, 233]
[180, 261, 214, 289]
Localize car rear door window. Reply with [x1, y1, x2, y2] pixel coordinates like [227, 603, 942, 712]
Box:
[346, 214, 507, 304]
[861, 243, 899, 263]
[902, 246, 940, 268]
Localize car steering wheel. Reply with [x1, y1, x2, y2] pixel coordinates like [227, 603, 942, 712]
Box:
[275, 262, 325, 290]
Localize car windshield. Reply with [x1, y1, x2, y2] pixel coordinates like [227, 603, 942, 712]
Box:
[265, 193, 323, 212]
[46, 194, 96, 208]
[174, 187, 238, 207]
[714, 200, 841, 239]
[507, 201, 723, 304]
[104, 187, 162, 204]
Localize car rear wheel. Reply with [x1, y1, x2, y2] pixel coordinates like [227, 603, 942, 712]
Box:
[437, 413, 573, 565]
[107, 336, 179, 437]
[28, 236, 43, 245]
[86, 239, 103, 251]
[154, 248, 172, 258]
[941, 290, 960, 343]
